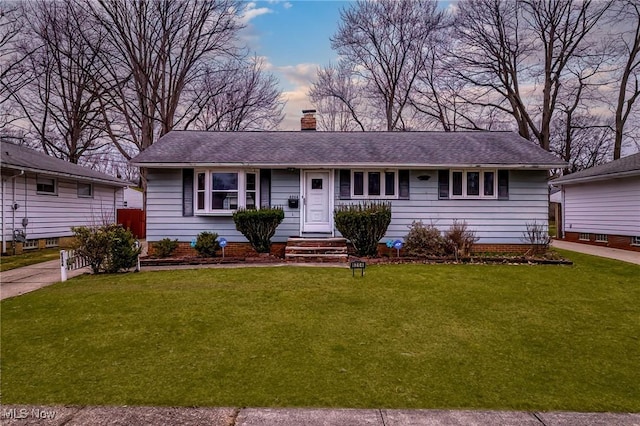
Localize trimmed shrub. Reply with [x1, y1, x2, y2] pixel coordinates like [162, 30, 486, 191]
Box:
[72, 224, 140, 274]
[194, 231, 220, 257]
[233, 207, 285, 253]
[334, 202, 391, 257]
[404, 221, 447, 257]
[444, 220, 479, 259]
[154, 238, 178, 258]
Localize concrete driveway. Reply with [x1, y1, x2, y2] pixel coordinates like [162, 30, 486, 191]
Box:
[0, 259, 89, 301]
[552, 240, 640, 265]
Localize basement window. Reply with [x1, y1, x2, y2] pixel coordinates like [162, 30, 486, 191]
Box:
[579, 233, 590, 241]
[23, 239, 38, 250]
[45, 238, 59, 248]
[632, 236, 640, 246]
[595, 234, 608, 243]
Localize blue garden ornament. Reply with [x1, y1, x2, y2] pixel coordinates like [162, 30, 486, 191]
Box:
[386, 239, 394, 248]
[218, 237, 227, 257]
[393, 240, 403, 257]
[190, 238, 196, 248]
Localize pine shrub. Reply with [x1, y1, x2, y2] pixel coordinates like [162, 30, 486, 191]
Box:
[194, 231, 220, 257]
[154, 238, 178, 258]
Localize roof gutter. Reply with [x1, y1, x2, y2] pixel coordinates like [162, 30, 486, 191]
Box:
[2, 164, 128, 187]
[131, 162, 566, 170]
[552, 169, 640, 186]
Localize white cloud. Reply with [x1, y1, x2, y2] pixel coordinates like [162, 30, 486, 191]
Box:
[283, 2, 293, 9]
[275, 63, 318, 87]
[240, 2, 273, 24]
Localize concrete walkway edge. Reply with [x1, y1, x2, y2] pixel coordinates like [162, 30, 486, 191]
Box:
[1, 405, 639, 426]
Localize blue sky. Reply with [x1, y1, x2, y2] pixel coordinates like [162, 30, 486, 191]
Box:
[240, 1, 351, 130]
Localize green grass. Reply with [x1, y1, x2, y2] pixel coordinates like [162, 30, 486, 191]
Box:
[2, 250, 639, 411]
[0, 248, 61, 271]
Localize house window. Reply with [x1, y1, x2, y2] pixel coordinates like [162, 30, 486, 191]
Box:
[45, 238, 59, 248]
[632, 236, 640, 246]
[595, 234, 608, 243]
[77, 182, 93, 198]
[450, 170, 497, 199]
[579, 233, 590, 241]
[195, 170, 258, 214]
[23, 239, 38, 250]
[36, 176, 56, 195]
[351, 170, 398, 199]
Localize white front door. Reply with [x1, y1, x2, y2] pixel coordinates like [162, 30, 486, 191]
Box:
[303, 171, 331, 233]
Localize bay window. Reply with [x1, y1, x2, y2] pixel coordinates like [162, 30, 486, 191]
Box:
[195, 170, 258, 214]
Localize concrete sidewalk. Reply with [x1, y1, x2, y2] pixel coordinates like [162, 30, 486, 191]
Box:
[1, 406, 639, 426]
[552, 240, 640, 265]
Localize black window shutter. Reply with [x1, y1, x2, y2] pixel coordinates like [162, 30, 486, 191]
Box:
[399, 170, 410, 199]
[498, 170, 509, 199]
[260, 169, 271, 208]
[339, 169, 351, 199]
[438, 170, 449, 199]
[182, 169, 194, 216]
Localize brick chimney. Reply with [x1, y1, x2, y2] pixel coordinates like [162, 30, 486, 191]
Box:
[301, 109, 317, 131]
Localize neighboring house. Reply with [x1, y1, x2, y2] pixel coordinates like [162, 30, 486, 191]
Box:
[123, 187, 144, 209]
[1, 141, 127, 254]
[132, 113, 565, 257]
[553, 152, 640, 252]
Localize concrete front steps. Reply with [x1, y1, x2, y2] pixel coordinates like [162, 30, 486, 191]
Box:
[285, 237, 348, 263]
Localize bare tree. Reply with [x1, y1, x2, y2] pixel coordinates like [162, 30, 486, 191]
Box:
[453, 0, 612, 150]
[327, 0, 445, 131]
[521, 0, 613, 150]
[185, 56, 284, 131]
[309, 62, 367, 131]
[13, 0, 108, 164]
[0, 1, 36, 128]
[613, 0, 640, 159]
[85, 0, 242, 161]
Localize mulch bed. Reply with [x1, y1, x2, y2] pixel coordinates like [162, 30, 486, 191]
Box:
[142, 254, 573, 266]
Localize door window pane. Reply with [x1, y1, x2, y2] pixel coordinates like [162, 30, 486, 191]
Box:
[467, 172, 480, 196]
[484, 171, 495, 196]
[368, 172, 380, 196]
[311, 178, 323, 190]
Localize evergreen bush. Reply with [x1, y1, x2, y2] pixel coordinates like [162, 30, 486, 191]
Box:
[72, 224, 140, 274]
[233, 207, 285, 253]
[154, 238, 179, 258]
[334, 202, 391, 257]
[194, 232, 220, 257]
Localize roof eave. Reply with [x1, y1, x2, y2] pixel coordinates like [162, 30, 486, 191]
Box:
[2, 164, 128, 187]
[132, 161, 565, 170]
[552, 169, 640, 186]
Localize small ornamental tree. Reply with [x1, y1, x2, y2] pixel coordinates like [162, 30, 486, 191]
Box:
[444, 220, 479, 259]
[334, 202, 391, 257]
[233, 207, 285, 253]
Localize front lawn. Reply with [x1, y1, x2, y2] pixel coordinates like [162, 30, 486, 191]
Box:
[1, 250, 639, 411]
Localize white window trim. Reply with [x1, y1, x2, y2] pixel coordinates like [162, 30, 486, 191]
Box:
[351, 169, 399, 199]
[194, 169, 259, 215]
[450, 169, 497, 199]
[77, 182, 93, 198]
[631, 236, 640, 246]
[579, 233, 590, 241]
[36, 176, 57, 195]
[595, 234, 608, 243]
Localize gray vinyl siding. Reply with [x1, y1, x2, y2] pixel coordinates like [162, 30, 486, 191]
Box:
[146, 167, 549, 245]
[334, 169, 549, 244]
[146, 168, 300, 243]
[1, 172, 124, 243]
[563, 176, 640, 236]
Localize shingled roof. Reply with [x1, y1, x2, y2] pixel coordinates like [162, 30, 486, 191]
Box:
[131, 131, 565, 169]
[553, 152, 640, 185]
[1, 141, 127, 186]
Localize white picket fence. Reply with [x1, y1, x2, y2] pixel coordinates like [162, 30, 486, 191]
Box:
[60, 241, 140, 282]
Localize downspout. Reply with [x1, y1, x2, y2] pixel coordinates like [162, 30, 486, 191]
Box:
[9, 170, 25, 254]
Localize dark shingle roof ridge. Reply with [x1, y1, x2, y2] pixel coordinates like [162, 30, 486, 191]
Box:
[1, 141, 127, 186]
[554, 152, 640, 184]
